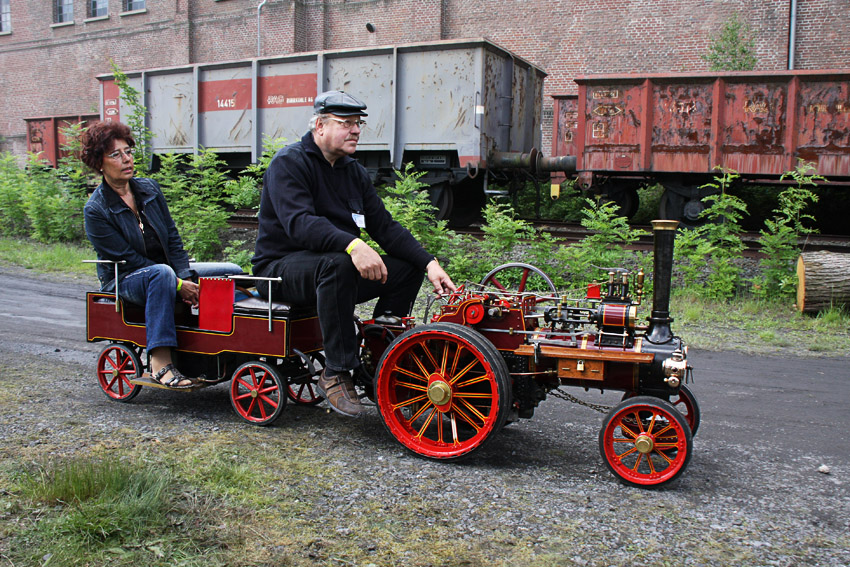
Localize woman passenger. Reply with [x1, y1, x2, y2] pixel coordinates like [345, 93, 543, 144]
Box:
[82, 120, 241, 389]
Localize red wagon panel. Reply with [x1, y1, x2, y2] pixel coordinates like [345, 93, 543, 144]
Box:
[561, 69, 850, 184]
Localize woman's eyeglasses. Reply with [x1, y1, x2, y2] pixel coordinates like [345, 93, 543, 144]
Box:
[106, 147, 136, 160]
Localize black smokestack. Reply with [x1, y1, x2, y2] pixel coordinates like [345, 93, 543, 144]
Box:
[646, 220, 679, 343]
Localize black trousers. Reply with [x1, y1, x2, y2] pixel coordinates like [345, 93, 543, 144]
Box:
[257, 251, 423, 372]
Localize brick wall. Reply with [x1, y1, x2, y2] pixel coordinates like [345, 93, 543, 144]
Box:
[794, 0, 850, 69]
[0, 0, 191, 156]
[1, 0, 848, 159]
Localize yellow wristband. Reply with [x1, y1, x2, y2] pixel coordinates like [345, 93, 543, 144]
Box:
[176, 278, 183, 291]
[345, 238, 364, 255]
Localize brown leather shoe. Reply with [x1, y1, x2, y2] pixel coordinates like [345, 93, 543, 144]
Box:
[317, 369, 364, 417]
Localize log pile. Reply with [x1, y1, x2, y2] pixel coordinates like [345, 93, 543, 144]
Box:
[796, 251, 850, 313]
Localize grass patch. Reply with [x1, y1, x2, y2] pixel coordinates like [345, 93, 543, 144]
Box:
[9, 456, 233, 566]
[671, 291, 850, 356]
[0, 236, 96, 277]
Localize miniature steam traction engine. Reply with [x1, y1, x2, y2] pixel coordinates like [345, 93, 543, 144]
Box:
[373, 220, 695, 487]
[87, 220, 696, 487]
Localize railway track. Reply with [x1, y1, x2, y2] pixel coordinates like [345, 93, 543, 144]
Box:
[228, 212, 850, 255]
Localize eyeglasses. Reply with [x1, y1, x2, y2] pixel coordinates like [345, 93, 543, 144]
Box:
[106, 147, 136, 160]
[326, 117, 366, 130]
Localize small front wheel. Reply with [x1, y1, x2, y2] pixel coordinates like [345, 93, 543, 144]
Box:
[599, 396, 692, 487]
[230, 361, 286, 426]
[96, 343, 143, 402]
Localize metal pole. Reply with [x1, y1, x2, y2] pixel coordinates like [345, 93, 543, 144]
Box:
[257, 0, 268, 58]
[788, 0, 797, 70]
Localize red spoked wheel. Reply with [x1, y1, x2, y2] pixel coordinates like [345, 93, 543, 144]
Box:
[479, 263, 557, 304]
[96, 343, 143, 402]
[622, 384, 700, 435]
[375, 322, 511, 460]
[285, 350, 324, 405]
[230, 361, 286, 426]
[599, 396, 693, 487]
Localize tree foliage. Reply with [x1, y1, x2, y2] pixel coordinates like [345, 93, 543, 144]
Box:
[702, 13, 758, 71]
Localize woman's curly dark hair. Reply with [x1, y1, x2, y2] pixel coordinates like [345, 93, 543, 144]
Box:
[80, 121, 135, 172]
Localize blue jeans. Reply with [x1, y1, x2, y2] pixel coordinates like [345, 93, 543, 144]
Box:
[256, 251, 423, 373]
[119, 262, 243, 351]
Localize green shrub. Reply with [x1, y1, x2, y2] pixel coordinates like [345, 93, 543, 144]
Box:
[0, 152, 30, 236]
[752, 160, 821, 300]
[152, 149, 231, 261]
[225, 134, 288, 210]
[20, 153, 88, 243]
[377, 162, 455, 259]
[675, 169, 748, 300]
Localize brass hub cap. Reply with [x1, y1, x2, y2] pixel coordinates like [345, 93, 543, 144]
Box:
[634, 434, 654, 454]
[428, 380, 452, 406]
[250, 389, 259, 398]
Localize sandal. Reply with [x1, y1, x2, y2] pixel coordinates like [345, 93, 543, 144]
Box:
[152, 364, 200, 389]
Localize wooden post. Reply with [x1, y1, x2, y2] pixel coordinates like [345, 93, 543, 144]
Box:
[796, 251, 850, 313]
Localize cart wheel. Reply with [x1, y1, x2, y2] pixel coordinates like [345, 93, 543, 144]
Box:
[96, 343, 143, 402]
[375, 322, 511, 460]
[622, 385, 700, 435]
[286, 350, 324, 406]
[230, 361, 286, 426]
[599, 396, 692, 487]
[479, 263, 557, 304]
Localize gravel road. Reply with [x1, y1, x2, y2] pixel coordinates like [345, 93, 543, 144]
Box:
[1, 265, 848, 566]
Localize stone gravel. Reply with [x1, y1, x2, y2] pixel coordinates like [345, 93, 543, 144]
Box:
[0, 265, 848, 566]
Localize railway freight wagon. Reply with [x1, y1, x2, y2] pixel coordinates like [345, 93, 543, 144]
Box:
[551, 70, 850, 224]
[98, 38, 572, 225]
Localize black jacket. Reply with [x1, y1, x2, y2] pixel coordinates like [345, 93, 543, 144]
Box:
[84, 177, 192, 291]
[252, 131, 433, 275]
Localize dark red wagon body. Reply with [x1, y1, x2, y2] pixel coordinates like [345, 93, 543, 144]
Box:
[551, 69, 850, 222]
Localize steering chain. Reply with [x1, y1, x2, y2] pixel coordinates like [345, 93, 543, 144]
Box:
[549, 388, 612, 414]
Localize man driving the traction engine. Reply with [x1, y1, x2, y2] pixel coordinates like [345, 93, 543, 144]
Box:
[252, 90, 456, 417]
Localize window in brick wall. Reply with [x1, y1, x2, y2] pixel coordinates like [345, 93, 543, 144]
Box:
[89, 0, 107, 18]
[123, 0, 144, 11]
[54, 0, 73, 23]
[0, 0, 11, 32]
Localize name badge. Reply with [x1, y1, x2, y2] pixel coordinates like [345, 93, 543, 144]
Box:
[352, 212, 366, 228]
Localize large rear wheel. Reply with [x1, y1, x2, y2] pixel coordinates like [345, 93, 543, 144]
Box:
[375, 322, 511, 460]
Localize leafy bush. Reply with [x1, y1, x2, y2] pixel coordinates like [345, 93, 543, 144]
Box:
[152, 149, 231, 261]
[110, 60, 153, 175]
[377, 162, 455, 260]
[0, 152, 30, 236]
[752, 160, 821, 299]
[702, 12, 758, 71]
[675, 169, 748, 300]
[224, 134, 288, 210]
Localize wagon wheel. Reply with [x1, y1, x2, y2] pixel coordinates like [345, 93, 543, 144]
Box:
[479, 263, 557, 304]
[599, 396, 693, 487]
[96, 343, 143, 402]
[428, 181, 455, 221]
[621, 384, 700, 435]
[375, 322, 511, 460]
[230, 361, 286, 426]
[285, 350, 325, 406]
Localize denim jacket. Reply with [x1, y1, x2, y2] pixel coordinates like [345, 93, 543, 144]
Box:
[84, 177, 192, 291]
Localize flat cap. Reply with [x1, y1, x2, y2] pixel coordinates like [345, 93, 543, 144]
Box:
[313, 90, 368, 117]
